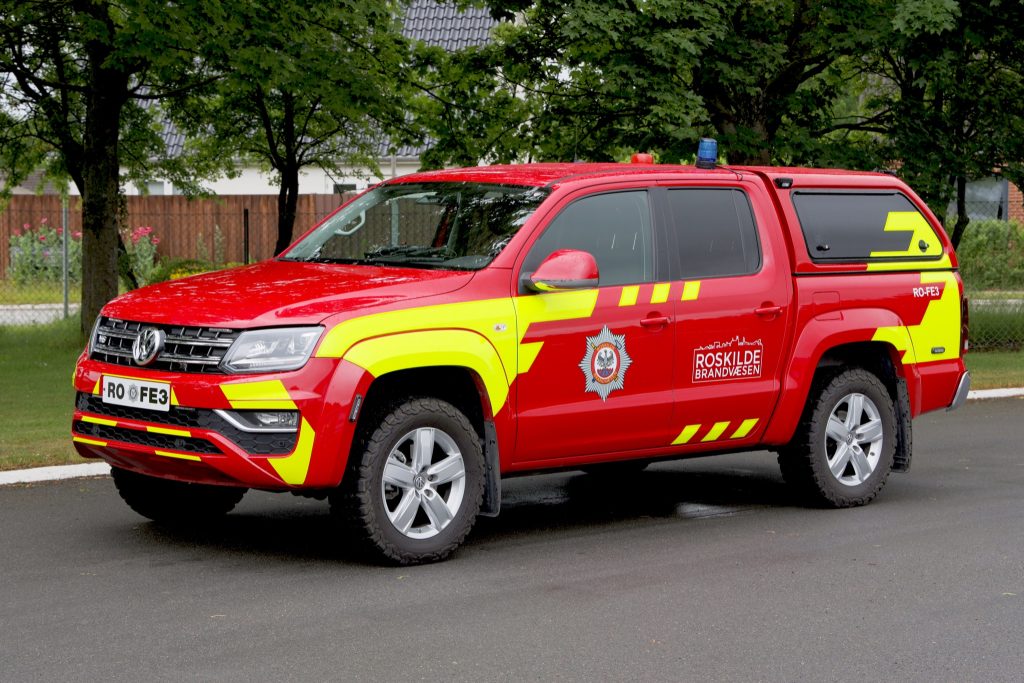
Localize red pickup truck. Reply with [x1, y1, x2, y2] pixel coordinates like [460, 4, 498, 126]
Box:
[72, 162, 970, 563]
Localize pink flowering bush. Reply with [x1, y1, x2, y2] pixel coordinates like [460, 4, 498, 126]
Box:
[8, 218, 82, 285]
[121, 225, 161, 285]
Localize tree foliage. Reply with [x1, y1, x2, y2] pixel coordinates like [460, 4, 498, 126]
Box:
[861, 0, 1024, 245]
[0, 0, 217, 332]
[170, 0, 414, 255]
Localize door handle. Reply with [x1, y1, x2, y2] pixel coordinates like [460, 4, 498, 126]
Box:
[754, 305, 783, 318]
[640, 315, 671, 328]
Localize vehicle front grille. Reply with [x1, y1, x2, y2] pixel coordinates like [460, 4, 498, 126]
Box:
[91, 317, 239, 374]
[75, 392, 299, 456]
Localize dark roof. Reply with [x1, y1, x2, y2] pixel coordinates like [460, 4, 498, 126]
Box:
[402, 0, 498, 50]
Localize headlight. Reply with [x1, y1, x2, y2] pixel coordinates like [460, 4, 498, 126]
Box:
[221, 327, 323, 373]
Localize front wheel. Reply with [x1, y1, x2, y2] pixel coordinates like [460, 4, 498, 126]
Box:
[332, 398, 485, 565]
[778, 368, 896, 508]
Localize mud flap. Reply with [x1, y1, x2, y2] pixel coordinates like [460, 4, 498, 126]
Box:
[892, 375, 913, 473]
[480, 419, 501, 516]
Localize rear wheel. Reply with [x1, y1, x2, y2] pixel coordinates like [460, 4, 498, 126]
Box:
[778, 368, 896, 507]
[111, 467, 246, 523]
[332, 398, 484, 565]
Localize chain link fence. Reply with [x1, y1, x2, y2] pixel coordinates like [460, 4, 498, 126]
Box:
[0, 194, 348, 327]
[955, 213, 1024, 351]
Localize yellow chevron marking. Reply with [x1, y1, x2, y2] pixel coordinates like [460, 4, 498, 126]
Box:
[268, 418, 316, 485]
[154, 450, 202, 462]
[702, 421, 730, 442]
[220, 380, 298, 410]
[315, 290, 599, 412]
[619, 286, 640, 307]
[872, 272, 960, 364]
[730, 418, 759, 439]
[651, 283, 671, 304]
[73, 436, 107, 447]
[672, 424, 701, 445]
[81, 415, 117, 427]
[681, 281, 701, 301]
[146, 426, 191, 438]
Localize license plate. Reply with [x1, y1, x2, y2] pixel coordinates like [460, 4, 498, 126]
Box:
[101, 375, 171, 412]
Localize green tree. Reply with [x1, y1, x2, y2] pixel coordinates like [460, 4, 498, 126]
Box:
[862, 0, 1024, 246]
[171, 0, 413, 256]
[418, 1, 889, 166]
[0, 0, 215, 333]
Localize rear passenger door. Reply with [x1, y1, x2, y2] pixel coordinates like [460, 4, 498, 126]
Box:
[661, 181, 793, 449]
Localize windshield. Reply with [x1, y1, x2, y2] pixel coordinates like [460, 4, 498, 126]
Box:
[282, 182, 550, 270]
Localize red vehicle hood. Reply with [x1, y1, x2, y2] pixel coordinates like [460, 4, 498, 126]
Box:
[103, 260, 475, 328]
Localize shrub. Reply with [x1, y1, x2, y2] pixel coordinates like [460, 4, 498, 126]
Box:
[120, 226, 161, 286]
[7, 218, 82, 285]
[956, 219, 1024, 292]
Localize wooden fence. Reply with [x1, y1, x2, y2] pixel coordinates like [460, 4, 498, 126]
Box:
[0, 193, 354, 280]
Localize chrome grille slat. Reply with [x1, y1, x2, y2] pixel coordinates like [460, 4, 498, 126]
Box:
[91, 317, 240, 374]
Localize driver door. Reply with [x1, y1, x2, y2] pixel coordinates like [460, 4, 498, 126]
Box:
[512, 189, 675, 464]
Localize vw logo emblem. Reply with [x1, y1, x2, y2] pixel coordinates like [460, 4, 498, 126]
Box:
[132, 327, 165, 366]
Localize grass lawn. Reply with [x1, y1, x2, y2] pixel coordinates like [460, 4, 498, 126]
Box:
[0, 320, 1021, 472]
[0, 279, 81, 305]
[0, 318, 88, 470]
[964, 350, 1024, 389]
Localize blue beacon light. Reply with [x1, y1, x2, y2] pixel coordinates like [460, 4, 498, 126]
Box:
[696, 137, 718, 169]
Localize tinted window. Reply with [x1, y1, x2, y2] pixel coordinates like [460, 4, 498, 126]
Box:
[792, 191, 940, 261]
[523, 191, 653, 287]
[667, 189, 760, 278]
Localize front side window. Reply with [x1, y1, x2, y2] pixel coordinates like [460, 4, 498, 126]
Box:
[522, 191, 654, 287]
[666, 188, 761, 279]
[283, 183, 549, 270]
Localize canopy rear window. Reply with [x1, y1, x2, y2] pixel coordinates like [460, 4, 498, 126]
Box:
[792, 191, 943, 262]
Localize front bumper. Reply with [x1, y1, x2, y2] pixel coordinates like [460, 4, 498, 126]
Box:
[71, 355, 371, 489]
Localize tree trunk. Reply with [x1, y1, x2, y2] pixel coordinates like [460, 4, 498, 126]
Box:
[79, 45, 128, 335]
[949, 175, 970, 249]
[274, 165, 300, 256]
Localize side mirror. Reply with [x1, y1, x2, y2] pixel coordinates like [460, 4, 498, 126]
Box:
[526, 249, 599, 292]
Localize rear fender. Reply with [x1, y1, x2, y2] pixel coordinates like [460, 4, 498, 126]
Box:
[763, 308, 911, 445]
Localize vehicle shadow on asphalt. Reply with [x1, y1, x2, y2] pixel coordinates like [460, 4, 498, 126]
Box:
[474, 465, 795, 542]
[130, 462, 799, 565]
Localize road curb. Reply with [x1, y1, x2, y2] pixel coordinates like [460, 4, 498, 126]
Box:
[0, 462, 111, 486]
[2, 389, 1022, 487]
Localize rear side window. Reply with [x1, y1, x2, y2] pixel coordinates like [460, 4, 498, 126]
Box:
[666, 188, 761, 279]
[792, 191, 942, 261]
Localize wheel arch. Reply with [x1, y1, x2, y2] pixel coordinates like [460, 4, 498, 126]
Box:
[764, 311, 913, 447]
[350, 360, 504, 516]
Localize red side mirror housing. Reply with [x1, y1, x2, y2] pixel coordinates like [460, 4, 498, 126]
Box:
[527, 249, 599, 292]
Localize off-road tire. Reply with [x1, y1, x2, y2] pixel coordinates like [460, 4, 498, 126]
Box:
[331, 398, 485, 565]
[111, 467, 247, 523]
[778, 368, 896, 508]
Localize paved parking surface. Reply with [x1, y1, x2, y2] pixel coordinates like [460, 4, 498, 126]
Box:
[1, 398, 1022, 681]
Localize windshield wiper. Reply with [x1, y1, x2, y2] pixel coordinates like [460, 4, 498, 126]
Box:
[279, 255, 361, 264]
[365, 245, 455, 259]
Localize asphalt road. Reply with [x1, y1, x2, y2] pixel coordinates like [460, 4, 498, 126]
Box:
[2, 398, 1022, 682]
